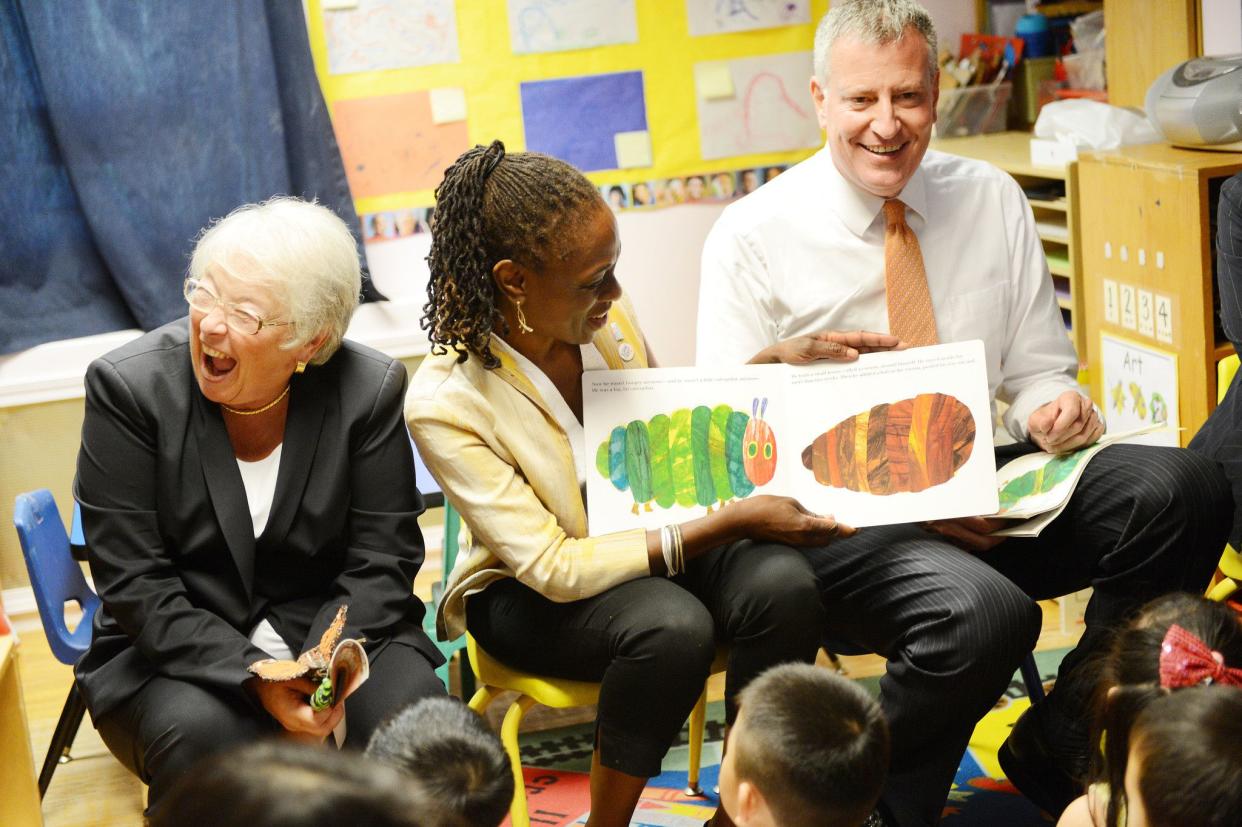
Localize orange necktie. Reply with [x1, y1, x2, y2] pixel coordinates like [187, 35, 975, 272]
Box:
[883, 199, 938, 347]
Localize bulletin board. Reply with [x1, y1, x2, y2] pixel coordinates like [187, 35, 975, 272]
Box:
[306, 0, 834, 221]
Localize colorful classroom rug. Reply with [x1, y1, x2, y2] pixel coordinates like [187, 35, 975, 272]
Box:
[507, 649, 1068, 826]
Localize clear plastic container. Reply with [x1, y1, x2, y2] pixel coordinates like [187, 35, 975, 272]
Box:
[935, 82, 1013, 138]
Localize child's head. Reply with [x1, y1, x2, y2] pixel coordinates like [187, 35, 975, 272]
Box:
[154, 740, 427, 827]
[1124, 686, 1242, 827]
[366, 696, 514, 827]
[1091, 592, 1242, 826]
[719, 663, 889, 827]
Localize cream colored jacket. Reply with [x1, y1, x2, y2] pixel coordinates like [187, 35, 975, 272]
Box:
[406, 296, 650, 640]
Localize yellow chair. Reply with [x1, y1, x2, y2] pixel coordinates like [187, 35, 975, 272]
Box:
[1207, 545, 1242, 603]
[466, 633, 729, 827]
[1209, 354, 1242, 604]
[1219, 352, 1239, 397]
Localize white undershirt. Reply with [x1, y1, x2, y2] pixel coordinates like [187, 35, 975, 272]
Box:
[236, 444, 282, 538]
[238, 446, 294, 661]
[492, 339, 606, 484]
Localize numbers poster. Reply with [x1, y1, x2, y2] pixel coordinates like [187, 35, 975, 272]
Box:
[582, 341, 999, 533]
[1099, 333, 1179, 447]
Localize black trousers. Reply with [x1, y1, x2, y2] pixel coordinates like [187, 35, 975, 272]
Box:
[94, 640, 444, 814]
[466, 540, 824, 777]
[803, 442, 1231, 826]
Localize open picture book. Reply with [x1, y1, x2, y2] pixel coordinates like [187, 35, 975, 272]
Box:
[583, 340, 999, 534]
[988, 423, 1169, 538]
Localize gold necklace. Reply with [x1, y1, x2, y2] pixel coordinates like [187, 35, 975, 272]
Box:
[220, 385, 290, 416]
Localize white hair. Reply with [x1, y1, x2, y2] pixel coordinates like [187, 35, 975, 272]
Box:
[813, 0, 939, 85]
[188, 197, 361, 365]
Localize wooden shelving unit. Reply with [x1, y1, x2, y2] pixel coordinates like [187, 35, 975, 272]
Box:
[0, 635, 43, 826]
[932, 131, 1087, 361]
[1078, 143, 1242, 446]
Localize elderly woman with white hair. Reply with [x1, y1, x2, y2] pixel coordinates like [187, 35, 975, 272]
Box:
[74, 197, 444, 812]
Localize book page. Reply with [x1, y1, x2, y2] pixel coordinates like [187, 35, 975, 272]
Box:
[781, 341, 998, 527]
[990, 423, 1170, 534]
[583, 366, 786, 535]
[328, 639, 370, 705]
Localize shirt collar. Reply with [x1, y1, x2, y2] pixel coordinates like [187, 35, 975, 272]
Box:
[819, 144, 929, 237]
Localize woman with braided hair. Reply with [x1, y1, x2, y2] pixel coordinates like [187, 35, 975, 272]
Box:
[406, 141, 856, 826]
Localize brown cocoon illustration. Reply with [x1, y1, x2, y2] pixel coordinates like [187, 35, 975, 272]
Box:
[801, 393, 975, 494]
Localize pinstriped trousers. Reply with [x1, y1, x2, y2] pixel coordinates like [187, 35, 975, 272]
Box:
[801, 442, 1230, 827]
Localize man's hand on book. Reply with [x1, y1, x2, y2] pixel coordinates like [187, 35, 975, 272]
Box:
[1028, 391, 1104, 454]
[923, 516, 1010, 552]
[747, 330, 902, 365]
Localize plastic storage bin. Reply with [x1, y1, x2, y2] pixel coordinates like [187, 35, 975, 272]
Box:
[935, 82, 1013, 138]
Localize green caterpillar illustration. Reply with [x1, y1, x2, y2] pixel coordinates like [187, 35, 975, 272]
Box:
[997, 452, 1085, 512]
[596, 398, 777, 514]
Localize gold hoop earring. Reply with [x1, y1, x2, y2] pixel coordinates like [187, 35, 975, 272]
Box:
[294, 360, 307, 374]
[514, 300, 534, 334]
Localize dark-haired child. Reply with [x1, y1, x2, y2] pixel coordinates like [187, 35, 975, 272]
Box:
[719, 663, 890, 827]
[1119, 685, 1242, 827]
[1057, 592, 1242, 827]
[366, 696, 513, 827]
[154, 741, 427, 827]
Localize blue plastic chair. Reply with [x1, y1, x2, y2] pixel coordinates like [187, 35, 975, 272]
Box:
[13, 489, 101, 798]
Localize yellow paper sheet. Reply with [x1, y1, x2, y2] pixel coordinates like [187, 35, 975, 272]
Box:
[614, 130, 653, 168]
[429, 87, 467, 124]
[695, 62, 735, 100]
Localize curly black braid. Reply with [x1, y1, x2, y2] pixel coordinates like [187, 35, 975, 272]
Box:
[421, 140, 605, 368]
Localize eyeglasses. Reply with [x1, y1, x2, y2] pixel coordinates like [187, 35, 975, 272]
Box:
[183, 278, 293, 335]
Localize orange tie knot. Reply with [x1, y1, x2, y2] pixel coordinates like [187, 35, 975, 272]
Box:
[883, 199, 907, 230]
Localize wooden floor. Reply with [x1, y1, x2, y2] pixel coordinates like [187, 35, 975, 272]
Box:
[12, 597, 1082, 826]
[13, 623, 146, 827]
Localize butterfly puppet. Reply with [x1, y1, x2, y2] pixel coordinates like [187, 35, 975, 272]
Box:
[247, 605, 369, 711]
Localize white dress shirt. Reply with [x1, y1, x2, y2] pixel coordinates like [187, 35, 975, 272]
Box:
[697, 146, 1079, 441]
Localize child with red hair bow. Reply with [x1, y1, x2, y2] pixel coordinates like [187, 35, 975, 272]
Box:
[1058, 593, 1242, 827]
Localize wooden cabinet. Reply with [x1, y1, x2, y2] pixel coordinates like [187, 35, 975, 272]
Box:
[1078, 143, 1242, 446]
[932, 131, 1087, 361]
[1103, 0, 1198, 110]
[0, 635, 43, 827]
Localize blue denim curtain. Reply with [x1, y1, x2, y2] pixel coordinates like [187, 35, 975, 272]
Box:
[0, 0, 378, 355]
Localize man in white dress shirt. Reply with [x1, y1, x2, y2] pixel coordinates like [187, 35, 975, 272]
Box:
[698, 2, 1231, 825]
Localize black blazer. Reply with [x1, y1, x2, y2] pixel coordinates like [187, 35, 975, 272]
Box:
[1191, 173, 1242, 548]
[74, 319, 441, 721]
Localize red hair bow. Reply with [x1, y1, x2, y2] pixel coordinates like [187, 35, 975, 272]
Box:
[1159, 624, 1242, 688]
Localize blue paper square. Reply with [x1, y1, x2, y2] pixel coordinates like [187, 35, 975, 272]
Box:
[520, 71, 648, 172]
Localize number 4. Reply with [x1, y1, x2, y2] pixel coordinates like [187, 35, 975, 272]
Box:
[1154, 294, 1173, 343]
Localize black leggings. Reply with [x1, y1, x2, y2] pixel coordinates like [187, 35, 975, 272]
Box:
[466, 540, 824, 777]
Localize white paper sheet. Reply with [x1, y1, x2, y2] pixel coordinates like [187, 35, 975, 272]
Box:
[324, 0, 459, 74]
[1099, 333, 1179, 447]
[686, 0, 811, 36]
[508, 0, 638, 54]
[695, 52, 823, 160]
